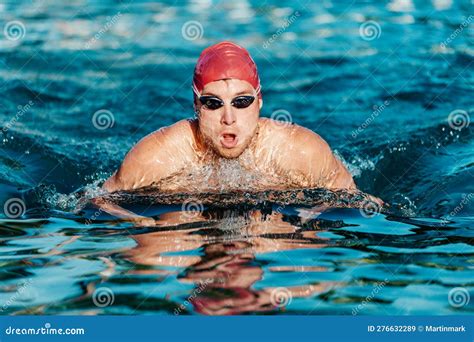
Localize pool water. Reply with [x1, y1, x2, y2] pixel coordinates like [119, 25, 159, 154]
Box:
[0, 0, 473, 315]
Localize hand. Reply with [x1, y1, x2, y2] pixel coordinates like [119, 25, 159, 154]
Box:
[367, 194, 385, 208]
[124, 216, 156, 227]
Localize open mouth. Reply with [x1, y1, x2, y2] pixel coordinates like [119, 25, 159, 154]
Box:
[220, 133, 238, 148]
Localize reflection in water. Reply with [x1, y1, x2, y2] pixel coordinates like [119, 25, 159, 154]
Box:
[0, 204, 471, 315]
[126, 209, 343, 315]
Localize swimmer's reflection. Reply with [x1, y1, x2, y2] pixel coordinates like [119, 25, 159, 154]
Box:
[125, 209, 340, 315]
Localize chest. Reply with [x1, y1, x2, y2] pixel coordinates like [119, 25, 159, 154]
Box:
[154, 156, 312, 193]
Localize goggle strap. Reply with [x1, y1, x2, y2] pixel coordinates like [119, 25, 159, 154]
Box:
[192, 82, 201, 97]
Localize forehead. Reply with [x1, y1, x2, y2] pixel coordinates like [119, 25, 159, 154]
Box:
[201, 79, 254, 96]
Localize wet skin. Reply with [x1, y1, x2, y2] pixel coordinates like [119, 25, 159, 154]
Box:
[94, 78, 380, 225]
[103, 79, 356, 193]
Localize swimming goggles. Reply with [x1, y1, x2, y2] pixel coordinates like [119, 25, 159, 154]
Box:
[193, 83, 261, 111]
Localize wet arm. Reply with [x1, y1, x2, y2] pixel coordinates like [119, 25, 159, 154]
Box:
[91, 196, 155, 226]
[91, 130, 173, 225]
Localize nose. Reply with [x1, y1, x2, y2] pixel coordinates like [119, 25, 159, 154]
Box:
[221, 103, 236, 126]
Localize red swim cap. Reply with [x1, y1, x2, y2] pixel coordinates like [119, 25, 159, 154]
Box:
[193, 41, 261, 98]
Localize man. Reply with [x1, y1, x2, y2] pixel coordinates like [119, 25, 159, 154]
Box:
[103, 41, 355, 194]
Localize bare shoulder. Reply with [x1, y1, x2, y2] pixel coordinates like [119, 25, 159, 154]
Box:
[259, 118, 330, 153]
[121, 119, 195, 164]
[103, 119, 197, 191]
[258, 118, 355, 189]
[131, 119, 195, 153]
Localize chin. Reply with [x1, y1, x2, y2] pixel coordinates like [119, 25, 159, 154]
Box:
[215, 146, 246, 159]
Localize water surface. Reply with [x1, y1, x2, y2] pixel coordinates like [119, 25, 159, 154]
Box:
[0, 0, 472, 315]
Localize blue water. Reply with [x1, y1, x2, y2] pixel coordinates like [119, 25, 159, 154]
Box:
[0, 0, 473, 315]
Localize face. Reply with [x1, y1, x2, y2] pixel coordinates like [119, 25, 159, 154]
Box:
[196, 79, 262, 159]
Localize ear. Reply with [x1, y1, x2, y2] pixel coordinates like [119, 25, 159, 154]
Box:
[258, 98, 263, 110]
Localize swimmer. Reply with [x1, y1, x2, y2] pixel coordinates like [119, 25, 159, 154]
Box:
[103, 41, 356, 193]
[95, 41, 381, 225]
